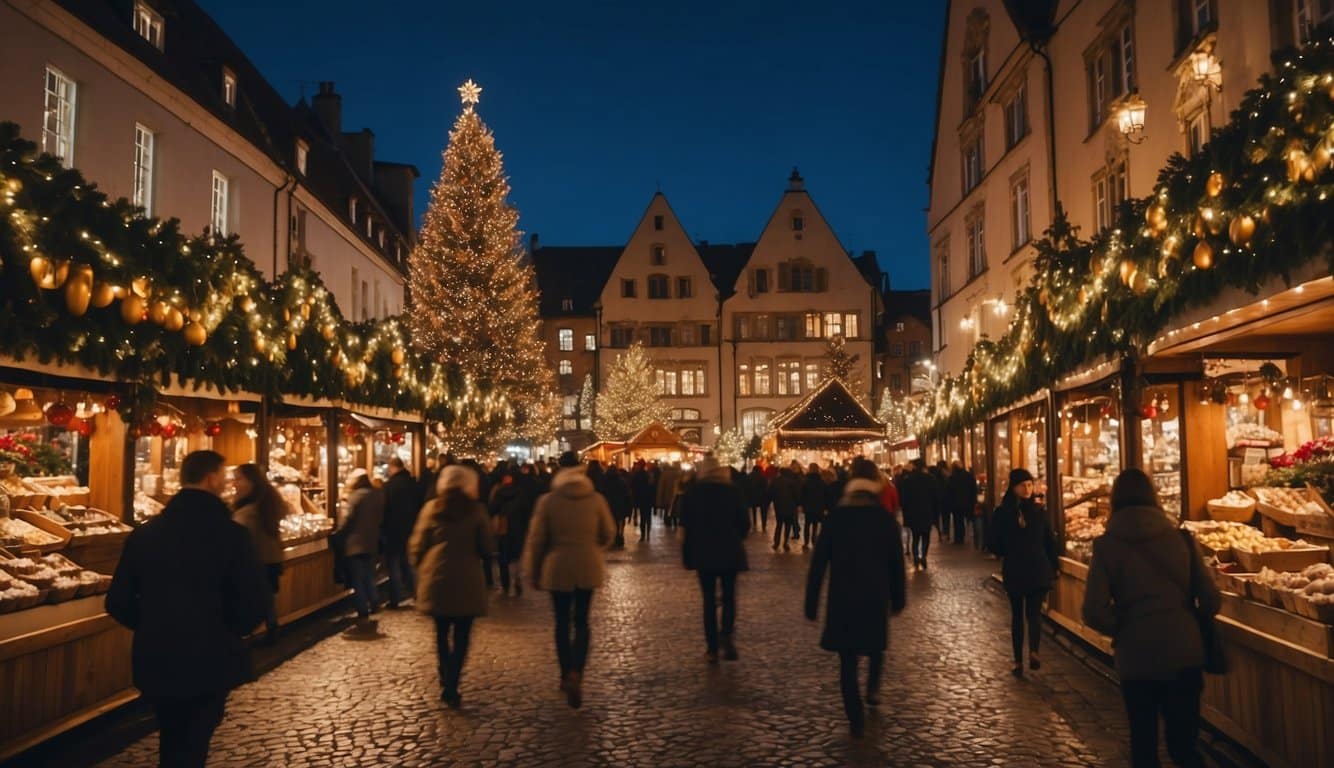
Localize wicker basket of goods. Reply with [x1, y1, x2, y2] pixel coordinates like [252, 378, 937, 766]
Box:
[1207, 491, 1257, 523]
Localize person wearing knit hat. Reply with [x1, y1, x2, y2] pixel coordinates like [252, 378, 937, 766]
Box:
[1083, 468, 1221, 767]
[986, 467, 1057, 678]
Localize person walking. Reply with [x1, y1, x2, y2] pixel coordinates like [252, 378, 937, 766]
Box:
[804, 458, 907, 738]
[1082, 468, 1221, 768]
[419, 451, 441, 503]
[678, 457, 749, 663]
[409, 464, 495, 708]
[488, 469, 526, 596]
[768, 463, 801, 552]
[745, 464, 769, 532]
[602, 465, 633, 548]
[987, 468, 1058, 677]
[335, 469, 385, 627]
[523, 451, 616, 708]
[946, 460, 979, 546]
[382, 457, 422, 609]
[929, 461, 951, 541]
[800, 463, 826, 552]
[898, 459, 939, 570]
[106, 451, 270, 768]
[631, 461, 655, 542]
[231, 463, 285, 643]
[656, 461, 681, 525]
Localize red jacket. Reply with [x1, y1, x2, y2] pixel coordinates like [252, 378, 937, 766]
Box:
[879, 480, 900, 513]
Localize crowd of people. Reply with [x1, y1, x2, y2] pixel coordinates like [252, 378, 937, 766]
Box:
[105, 447, 1221, 768]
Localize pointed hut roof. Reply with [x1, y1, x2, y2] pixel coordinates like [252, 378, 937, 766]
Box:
[768, 378, 885, 448]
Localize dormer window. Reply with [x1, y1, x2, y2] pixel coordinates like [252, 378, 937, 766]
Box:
[365, 217, 373, 238]
[651, 244, 666, 265]
[348, 197, 358, 223]
[222, 68, 237, 108]
[653, 215, 664, 231]
[377, 229, 385, 248]
[791, 213, 805, 231]
[133, 1, 164, 50]
[295, 139, 308, 175]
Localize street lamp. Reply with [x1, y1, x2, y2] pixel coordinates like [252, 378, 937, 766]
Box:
[1117, 92, 1147, 144]
[1189, 51, 1223, 91]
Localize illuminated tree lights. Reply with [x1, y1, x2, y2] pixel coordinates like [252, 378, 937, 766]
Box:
[595, 342, 672, 440]
[921, 36, 1334, 440]
[407, 84, 553, 453]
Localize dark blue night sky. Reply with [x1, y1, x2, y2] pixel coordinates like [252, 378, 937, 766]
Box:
[200, 1, 944, 289]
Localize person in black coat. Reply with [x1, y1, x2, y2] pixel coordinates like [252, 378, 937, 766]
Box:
[630, 463, 654, 541]
[805, 458, 907, 738]
[382, 458, 423, 608]
[489, 470, 528, 596]
[769, 464, 802, 551]
[987, 468, 1058, 677]
[419, 452, 441, 502]
[106, 450, 270, 768]
[679, 457, 750, 662]
[744, 465, 769, 532]
[799, 464, 826, 551]
[602, 465, 633, 548]
[898, 459, 941, 570]
[946, 461, 979, 546]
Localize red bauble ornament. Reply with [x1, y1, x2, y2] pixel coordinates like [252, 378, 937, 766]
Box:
[391, 432, 405, 445]
[1099, 403, 1113, 418]
[72, 418, 93, 437]
[149, 421, 163, 437]
[104, 394, 122, 411]
[1254, 393, 1270, 411]
[204, 421, 223, 437]
[1140, 404, 1158, 420]
[45, 401, 74, 428]
[343, 423, 360, 439]
[160, 422, 179, 439]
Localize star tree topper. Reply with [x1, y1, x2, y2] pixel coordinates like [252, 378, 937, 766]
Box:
[458, 79, 482, 111]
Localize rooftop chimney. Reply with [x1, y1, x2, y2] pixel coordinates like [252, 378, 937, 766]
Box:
[341, 128, 374, 182]
[788, 167, 804, 191]
[313, 81, 341, 136]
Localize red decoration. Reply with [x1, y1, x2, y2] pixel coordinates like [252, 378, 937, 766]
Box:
[1254, 393, 1271, 411]
[148, 421, 163, 437]
[204, 421, 223, 437]
[72, 418, 93, 437]
[160, 422, 179, 439]
[45, 401, 74, 428]
[342, 423, 360, 439]
[1140, 404, 1158, 420]
[1099, 403, 1114, 418]
[391, 432, 405, 445]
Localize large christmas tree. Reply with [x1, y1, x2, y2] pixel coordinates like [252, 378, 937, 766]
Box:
[409, 80, 552, 454]
[822, 334, 866, 404]
[595, 342, 672, 439]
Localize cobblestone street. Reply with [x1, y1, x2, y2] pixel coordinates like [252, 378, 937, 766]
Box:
[91, 523, 1146, 767]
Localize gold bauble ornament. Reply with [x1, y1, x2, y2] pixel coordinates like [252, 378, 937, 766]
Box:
[321, 323, 335, 341]
[90, 282, 116, 308]
[164, 307, 185, 332]
[240, 296, 256, 314]
[332, 349, 343, 367]
[1304, 163, 1317, 183]
[53, 260, 70, 289]
[1145, 204, 1168, 230]
[283, 308, 291, 323]
[1119, 259, 1137, 286]
[1193, 241, 1215, 270]
[1078, 287, 1088, 304]
[1261, 205, 1272, 225]
[300, 303, 311, 321]
[183, 322, 207, 347]
[131, 276, 152, 298]
[1315, 144, 1332, 172]
[120, 294, 146, 324]
[1131, 270, 1150, 295]
[29, 255, 54, 288]
[149, 301, 170, 326]
[287, 333, 298, 351]
[1205, 172, 1224, 197]
[391, 347, 405, 366]
[1228, 215, 1256, 246]
[254, 334, 268, 353]
[64, 270, 92, 317]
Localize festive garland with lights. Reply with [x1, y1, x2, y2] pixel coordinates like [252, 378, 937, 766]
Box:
[0, 123, 486, 428]
[921, 36, 1334, 441]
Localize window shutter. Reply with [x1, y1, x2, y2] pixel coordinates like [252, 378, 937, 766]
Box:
[816, 268, 828, 292]
[778, 262, 791, 292]
[747, 269, 755, 297]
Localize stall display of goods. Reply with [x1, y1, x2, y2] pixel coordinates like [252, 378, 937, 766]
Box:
[132, 492, 164, 524]
[1232, 536, 1328, 572]
[31, 505, 131, 537]
[1227, 423, 1285, 448]
[0, 516, 62, 548]
[0, 553, 110, 612]
[1207, 491, 1258, 522]
[1250, 486, 1332, 526]
[1062, 512, 1107, 564]
[1155, 471, 1183, 519]
[0, 472, 48, 510]
[23, 476, 91, 507]
[1062, 476, 1108, 506]
[1184, 520, 1267, 560]
[279, 513, 333, 542]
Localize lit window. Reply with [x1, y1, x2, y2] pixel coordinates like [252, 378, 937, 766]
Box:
[133, 124, 154, 216]
[133, 1, 165, 49]
[681, 366, 706, 396]
[561, 298, 573, 311]
[42, 66, 77, 166]
[349, 197, 358, 223]
[1004, 83, 1028, 149]
[737, 315, 750, 340]
[222, 68, 237, 108]
[822, 312, 843, 338]
[777, 360, 801, 396]
[844, 313, 859, 339]
[210, 170, 228, 236]
[804, 312, 821, 339]
[1011, 175, 1031, 249]
[741, 408, 773, 437]
[563, 395, 578, 416]
[738, 363, 751, 397]
[805, 362, 821, 391]
[655, 368, 678, 396]
[966, 214, 986, 277]
[753, 360, 771, 396]
[558, 328, 573, 351]
[559, 360, 573, 375]
[584, 333, 596, 351]
[296, 140, 308, 175]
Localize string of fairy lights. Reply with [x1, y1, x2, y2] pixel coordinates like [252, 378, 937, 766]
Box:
[921, 35, 1334, 441]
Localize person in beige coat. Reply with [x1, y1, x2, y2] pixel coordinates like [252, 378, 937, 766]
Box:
[523, 451, 615, 709]
[408, 465, 495, 708]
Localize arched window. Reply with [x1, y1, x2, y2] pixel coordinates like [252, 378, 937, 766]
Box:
[741, 408, 774, 438]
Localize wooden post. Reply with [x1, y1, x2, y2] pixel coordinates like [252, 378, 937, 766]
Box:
[1121, 353, 1144, 470]
[325, 410, 339, 520]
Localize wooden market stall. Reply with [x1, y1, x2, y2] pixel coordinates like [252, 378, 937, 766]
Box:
[761, 378, 885, 460]
[580, 421, 694, 468]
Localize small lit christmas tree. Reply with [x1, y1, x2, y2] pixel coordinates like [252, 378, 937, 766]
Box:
[713, 427, 747, 467]
[878, 390, 911, 443]
[408, 80, 552, 454]
[595, 342, 671, 439]
[577, 373, 595, 431]
[822, 334, 866, 404]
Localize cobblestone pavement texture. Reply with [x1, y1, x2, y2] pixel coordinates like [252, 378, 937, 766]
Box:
[92, 522, 1150, 767]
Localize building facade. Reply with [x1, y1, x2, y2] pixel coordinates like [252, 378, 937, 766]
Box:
[928, 0, 1299, 379]
[721, 171, 880, 439]
[0, 0, 415, 319]
[880, 289, 933, 397]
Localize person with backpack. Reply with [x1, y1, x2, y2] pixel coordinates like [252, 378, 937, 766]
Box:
[1083, 468, 1222, 767]
[410, 465, 495, 708]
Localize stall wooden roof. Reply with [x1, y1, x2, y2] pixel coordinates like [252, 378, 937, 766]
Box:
[768, 378, 885, 448]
